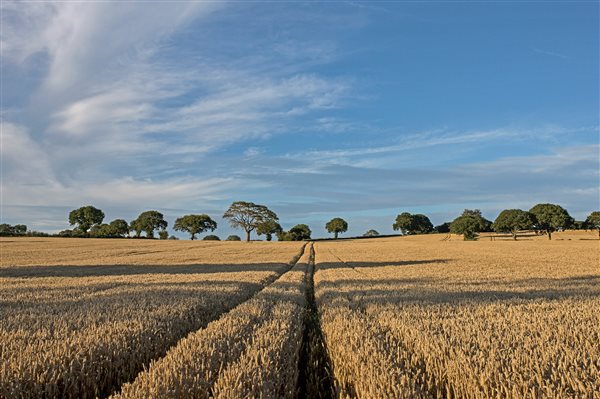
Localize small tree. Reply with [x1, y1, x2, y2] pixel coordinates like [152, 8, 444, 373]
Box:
[226, 235, 242, 241]
[158, 230, 169, 240]
[434, 222, 451, 233]
[89, 223, 113, 238]
[450, 215, 481, 240]
[223, 201, 278, 242]
[0, 224, 27, 236]
[13, 224, 27, 235]
[109, 219, 129, 237]
[203, 234, 220, 241]
[363, 229, 379, 237]
[585, 211, 600, 239]
[0, 224, 12, 236]
[288, 224, 311, 241]
[529, 203, 573, 240]
[325, 217, 348, 239]
[492, 209, 536, 240]
[173, 214, 217, 240]
[412, 214, 434, 234]
[129, 219, 143, 238]
[393, 212, 433, 235]
[461, 209, 493, 232]
[257, 220, 282, 241]
[392, 212, 413, 235]
[131, 210, 168, 238]
[69, 205, 105, 234]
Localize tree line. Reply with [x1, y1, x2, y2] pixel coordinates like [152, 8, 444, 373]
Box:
[4, 202, 599, 241]
[57, 202, 314, 242]
[393, 205, 600, 240]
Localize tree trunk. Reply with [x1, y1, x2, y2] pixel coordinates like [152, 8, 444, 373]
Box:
[246, 230, 251, 242]
[191, 233, 195, 240]
[512, 232, 517, 240]
[548, 230, 552, 240]
[597, 228, 599, 239]
[334, 232, 338, 239]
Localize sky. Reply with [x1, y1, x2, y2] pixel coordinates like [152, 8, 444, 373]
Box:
[1, 1, 598, 239]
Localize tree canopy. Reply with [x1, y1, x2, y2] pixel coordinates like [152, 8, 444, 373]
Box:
[585, 211, 600, 238]
[461, 209, 493, 232]
[434, 222, 451, 233]
[69, 205, 105, 234]
[173, 214, 217, 240]
[529, 203, 573, 240]
[0, 224, 27, 236]
[392, 212, 433, 235]
[109, 219, 129, 237]
[325, 217, 348, 239]
[131, 211, 168, 238]
[492, 209, 536, 240]
[256, 220, 283, 241]
[279, 224, 312, 241]
[450, 215, 481, 240]
[363, 229, 380, 237]
[223, 201, 278, 242]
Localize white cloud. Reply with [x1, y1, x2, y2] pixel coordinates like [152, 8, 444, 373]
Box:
[286, 125, 598, 165]
[1, 122, 54, 183]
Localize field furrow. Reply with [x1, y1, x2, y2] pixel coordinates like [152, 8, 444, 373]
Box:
[0, 239, 304, 399]
[314, 237, 600, 398]
[113, 243, 311, 399]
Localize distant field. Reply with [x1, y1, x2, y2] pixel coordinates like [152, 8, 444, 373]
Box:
[0, 233, 598, 398]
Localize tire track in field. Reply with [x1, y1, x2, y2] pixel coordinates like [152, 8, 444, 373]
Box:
[110, 242, 308, 398]
[315, 246, 446, 398]
[297, 243, 335, 399]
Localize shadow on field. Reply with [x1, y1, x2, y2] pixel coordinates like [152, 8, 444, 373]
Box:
[314, 267, 600, 306]
[0, 258, 450, 278]
[317, 259, 451, 270]
[0, 263, 291, 278]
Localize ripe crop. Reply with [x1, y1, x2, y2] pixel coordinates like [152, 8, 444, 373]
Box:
[1, 232, 598, 398]
[114, 244, 312, 399]
[314, 232, 600, 398]
[0, 238, 304, 398]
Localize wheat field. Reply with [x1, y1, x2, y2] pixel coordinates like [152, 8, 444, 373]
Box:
[1, 233, 598, 398]
[0, 238, 304, 398]
[314, 232, 600, 398]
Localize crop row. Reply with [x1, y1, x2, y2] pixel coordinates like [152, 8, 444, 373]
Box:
[0, 244, 305, 398]
[114, 243, 313, 398]
[314, 240, 600, 398]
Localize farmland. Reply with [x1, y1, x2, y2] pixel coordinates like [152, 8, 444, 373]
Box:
[314, 232, 600, 398]
[0, 238, 304, 398]
[1, 233, 599, 398]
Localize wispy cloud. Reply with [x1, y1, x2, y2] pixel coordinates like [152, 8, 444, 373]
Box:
[532, 47, 571, 60]
[1, 2, 597, 237]
[285, 125, 598, 165]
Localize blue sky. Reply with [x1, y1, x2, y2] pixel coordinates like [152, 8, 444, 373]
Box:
[1, 1, 598, 238]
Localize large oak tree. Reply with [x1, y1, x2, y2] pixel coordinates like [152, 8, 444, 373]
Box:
[529, 203, 573, 240]
[325, 217, 348, 239]
[174, 214, 217, 240]
[223, 201, 278, 242]
[69, 205, 105, 234]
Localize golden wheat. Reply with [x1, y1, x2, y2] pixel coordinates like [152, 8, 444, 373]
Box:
[314, 231, 600, 398]
[114, 243, 311, 399]
[2, 233, 598, 398]
[0, 238, 304, 398]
